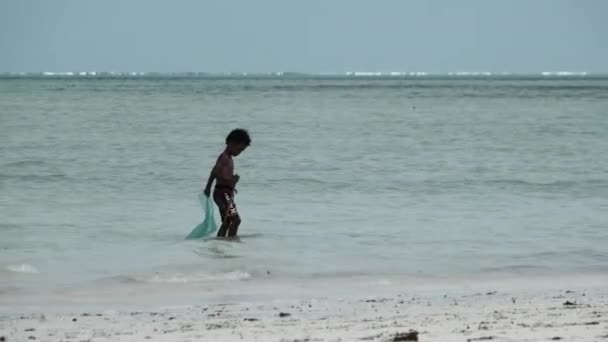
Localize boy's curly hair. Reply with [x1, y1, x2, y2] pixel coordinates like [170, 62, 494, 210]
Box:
[226, 128, 251, 146]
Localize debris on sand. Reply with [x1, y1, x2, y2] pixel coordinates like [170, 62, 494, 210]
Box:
[392, 330, 419, 341]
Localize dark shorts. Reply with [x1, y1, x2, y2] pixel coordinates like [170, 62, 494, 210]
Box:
[213, 185, 238, 221]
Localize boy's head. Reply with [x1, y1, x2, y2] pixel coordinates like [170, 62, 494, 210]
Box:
[225, 128, 251, 156]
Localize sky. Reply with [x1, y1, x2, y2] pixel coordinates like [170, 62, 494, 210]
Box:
[0, 0, 606, 73]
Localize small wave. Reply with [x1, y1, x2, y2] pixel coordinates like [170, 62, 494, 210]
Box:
[0, 173, 68, 182]
[268, 177, 325, 185]
[447, 71, 494, 76]
[117, 270, 252, 284]
[0, 286, 22, 295]
[2, 160, 50, 168]
[345, 71, 430, 76]
[40, 71, 142, 77]
[541, 71, 588, 76]
[0, 223, 22, 231]
[479, 264, 549, 274]
[0, 160, 67, 183]
[411, 178, 607, 189]
[7, 264, 39, 274]
[43, 72, 74, 76]
[485, 179, 563, 187]
[484, 178, 608, 189]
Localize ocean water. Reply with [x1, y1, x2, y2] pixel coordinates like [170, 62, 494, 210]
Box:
[1, 75, 607, 310]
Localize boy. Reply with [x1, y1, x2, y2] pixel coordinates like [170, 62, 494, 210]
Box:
[203, 129, 251, 238]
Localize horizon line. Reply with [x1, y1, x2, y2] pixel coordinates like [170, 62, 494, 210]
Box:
[1, 71, 606, 77]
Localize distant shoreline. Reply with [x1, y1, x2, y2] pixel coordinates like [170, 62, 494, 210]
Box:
[1, 71, 607, 80]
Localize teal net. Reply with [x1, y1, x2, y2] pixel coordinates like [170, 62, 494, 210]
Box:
[185, 194, 218, 239]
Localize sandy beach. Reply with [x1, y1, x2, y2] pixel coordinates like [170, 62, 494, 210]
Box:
[2, 284, 607, 342]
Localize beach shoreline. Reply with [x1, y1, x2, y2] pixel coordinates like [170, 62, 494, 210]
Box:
[2, 279, 607, 342]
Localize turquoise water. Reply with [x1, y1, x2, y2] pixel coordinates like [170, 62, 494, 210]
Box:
[1, 75, 607, 309]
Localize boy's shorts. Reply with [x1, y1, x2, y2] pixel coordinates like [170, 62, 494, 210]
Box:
[213, 185, 238, 220]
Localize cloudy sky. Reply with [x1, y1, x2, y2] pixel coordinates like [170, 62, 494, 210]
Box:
[1, 0, 606, 73]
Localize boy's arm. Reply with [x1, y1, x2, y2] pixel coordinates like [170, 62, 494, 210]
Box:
[202, 168, 215, 197]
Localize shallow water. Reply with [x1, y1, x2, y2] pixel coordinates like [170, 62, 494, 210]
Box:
[1, 75, 607, 308]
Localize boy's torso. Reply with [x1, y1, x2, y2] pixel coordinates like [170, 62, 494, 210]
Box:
[215, 151, 234, 190]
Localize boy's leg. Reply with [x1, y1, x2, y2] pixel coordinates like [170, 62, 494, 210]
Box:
[213, 191, 229, 238]
[216, 207, 230, 238]
[227, 213, 241, 237]
[222, 193, 241, 238]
